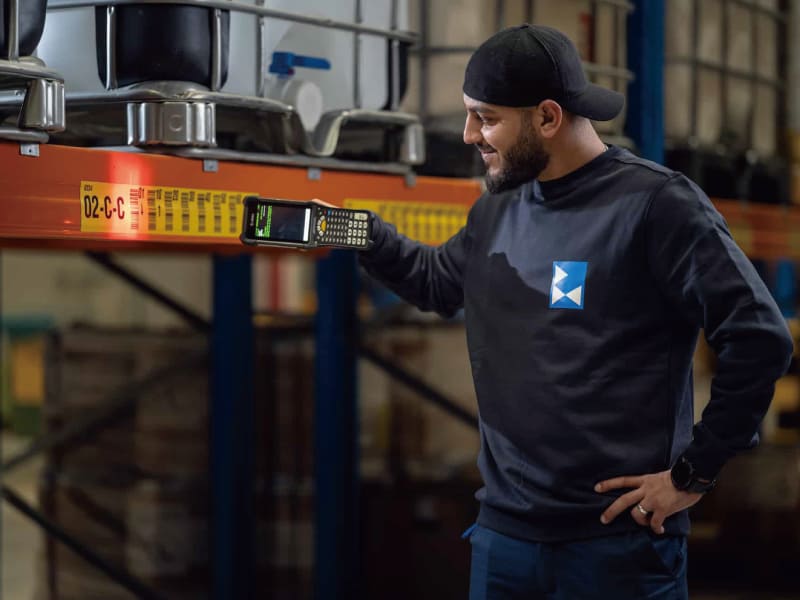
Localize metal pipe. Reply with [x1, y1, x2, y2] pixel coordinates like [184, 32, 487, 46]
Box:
[748, 1, 758, 149]
[495, 0, 505, 31]
[0, 59, 62, 81]
[0, 127, 49, 143]
[211, 8, 223, 91]
[173, 145, 413, 174]
[389, 0, 401, 111]
[1, 392, 134, 474]
[359, 345, 479, 430]
[314, 250, 360, 600]
[613, 1, 622, 74]
[2, 485, 167, 600]
[353, 0, 362, 109]
[690, 0, 700, 139]
[594, 0, 633, 9]
[788, 0, 800, 133]
[590, 0, 599, 65]
[211, 254, 255, 600]
[625, 0, 665, 163]
[256, 0, 267, 97]
[7, 0, 19, 60]
[728, 0, 785, 22]
[48, 0, 418, 43]
[721, 0, 729, 139]
[578, 62, 634, 81]
[390, 39, 401, 110]
[412, 46, 482, 54]
[665, 56, 784, 89]
[105, 6, 117, 90]
[419, 0, 429, 119]
[86, 252, 211, 332]
[418, 44, 635, 81]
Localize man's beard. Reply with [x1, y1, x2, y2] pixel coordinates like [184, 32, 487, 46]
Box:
[483, 128, 549, 194]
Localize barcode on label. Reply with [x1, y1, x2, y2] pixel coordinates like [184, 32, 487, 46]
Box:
[180, 190, 191, 232]
[164, 189, 175, 232]
[147, 189, 157, 231]
[197, 191, 208, 233]
[228, 195, 239, 234]
[212, 193, 222, 234]
[130, 187, 141, 231]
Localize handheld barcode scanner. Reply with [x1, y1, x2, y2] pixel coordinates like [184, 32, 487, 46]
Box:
[240, 196, 372, 250]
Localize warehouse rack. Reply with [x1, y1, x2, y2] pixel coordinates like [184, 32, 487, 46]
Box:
[1, 1, 799, 599]
[0, 138, 479, 599]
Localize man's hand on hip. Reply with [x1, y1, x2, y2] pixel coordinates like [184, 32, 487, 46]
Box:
[594, 470, 703, 535]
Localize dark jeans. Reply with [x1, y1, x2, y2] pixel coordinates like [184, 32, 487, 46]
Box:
[467, 524, 688, 599]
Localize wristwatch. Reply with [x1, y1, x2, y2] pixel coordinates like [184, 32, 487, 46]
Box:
[670, 456, 716, 493]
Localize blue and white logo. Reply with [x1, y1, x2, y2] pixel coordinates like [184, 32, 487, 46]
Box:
[550, 261, 587, 310]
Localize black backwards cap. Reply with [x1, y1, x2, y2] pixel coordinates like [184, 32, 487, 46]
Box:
[463, 24, 624, 121]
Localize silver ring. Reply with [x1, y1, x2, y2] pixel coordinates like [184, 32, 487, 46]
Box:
[636, 503, 650, 516]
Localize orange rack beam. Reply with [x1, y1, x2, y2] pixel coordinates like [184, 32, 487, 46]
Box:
[713, 198, 800, 262]
[0, 142, 481, 253]
[0, 141, 795, 261]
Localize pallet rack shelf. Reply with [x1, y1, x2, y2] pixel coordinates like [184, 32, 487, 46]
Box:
[0, 138, 479, 599]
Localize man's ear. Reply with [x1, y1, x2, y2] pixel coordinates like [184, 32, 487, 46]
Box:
[536, 100, 563, 139]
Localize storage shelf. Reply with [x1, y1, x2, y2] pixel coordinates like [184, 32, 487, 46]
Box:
[0, 142, 480, 252]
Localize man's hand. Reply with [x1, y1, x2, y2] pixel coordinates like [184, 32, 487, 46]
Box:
[595, 470, 703, 535]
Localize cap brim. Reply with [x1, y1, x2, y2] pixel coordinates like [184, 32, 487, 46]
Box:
[561, 83, 624, 121]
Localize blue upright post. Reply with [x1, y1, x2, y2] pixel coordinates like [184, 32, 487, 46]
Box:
[211, 254, 255, 600]
[626, 0, 665, 164]
[314, 250, 360, 600]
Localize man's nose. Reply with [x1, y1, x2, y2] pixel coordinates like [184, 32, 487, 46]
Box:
[463, 116, 482, 145]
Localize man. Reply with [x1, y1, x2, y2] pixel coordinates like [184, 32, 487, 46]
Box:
[356, 24, 793, 598]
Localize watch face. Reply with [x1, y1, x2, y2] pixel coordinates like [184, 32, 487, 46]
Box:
[671, 457, 693, 490]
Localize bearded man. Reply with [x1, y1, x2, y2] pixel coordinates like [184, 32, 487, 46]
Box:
[351, 24, 792, 599]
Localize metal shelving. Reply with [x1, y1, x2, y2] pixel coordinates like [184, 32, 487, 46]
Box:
[0, 138, 479, 600]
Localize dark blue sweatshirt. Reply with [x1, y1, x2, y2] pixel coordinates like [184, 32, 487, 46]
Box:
[360, 146, 793, 541]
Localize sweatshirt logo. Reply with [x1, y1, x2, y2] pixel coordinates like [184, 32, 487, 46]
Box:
[550, 261, 587, 310]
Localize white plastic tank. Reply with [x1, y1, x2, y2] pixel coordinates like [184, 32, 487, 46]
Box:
[36, 0, 411, 132]
[664, 0, 781, 157]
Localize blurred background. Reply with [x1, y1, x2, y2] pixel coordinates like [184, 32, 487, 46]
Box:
[1, 0, 800, 598]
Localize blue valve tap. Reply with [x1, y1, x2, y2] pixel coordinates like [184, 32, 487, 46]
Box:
[269, 52, 331, 77]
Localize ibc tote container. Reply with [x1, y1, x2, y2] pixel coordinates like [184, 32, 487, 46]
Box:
[664, 0, 788, 204]
[38, 0, 411, 128]
[664, 0, 783, 158]
[39, 0, 408, 129]
[35, 0, 421, 165]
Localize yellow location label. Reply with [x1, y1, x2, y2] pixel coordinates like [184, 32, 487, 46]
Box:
[80, 181, 257, 238]
[344, 199, 469, 245]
